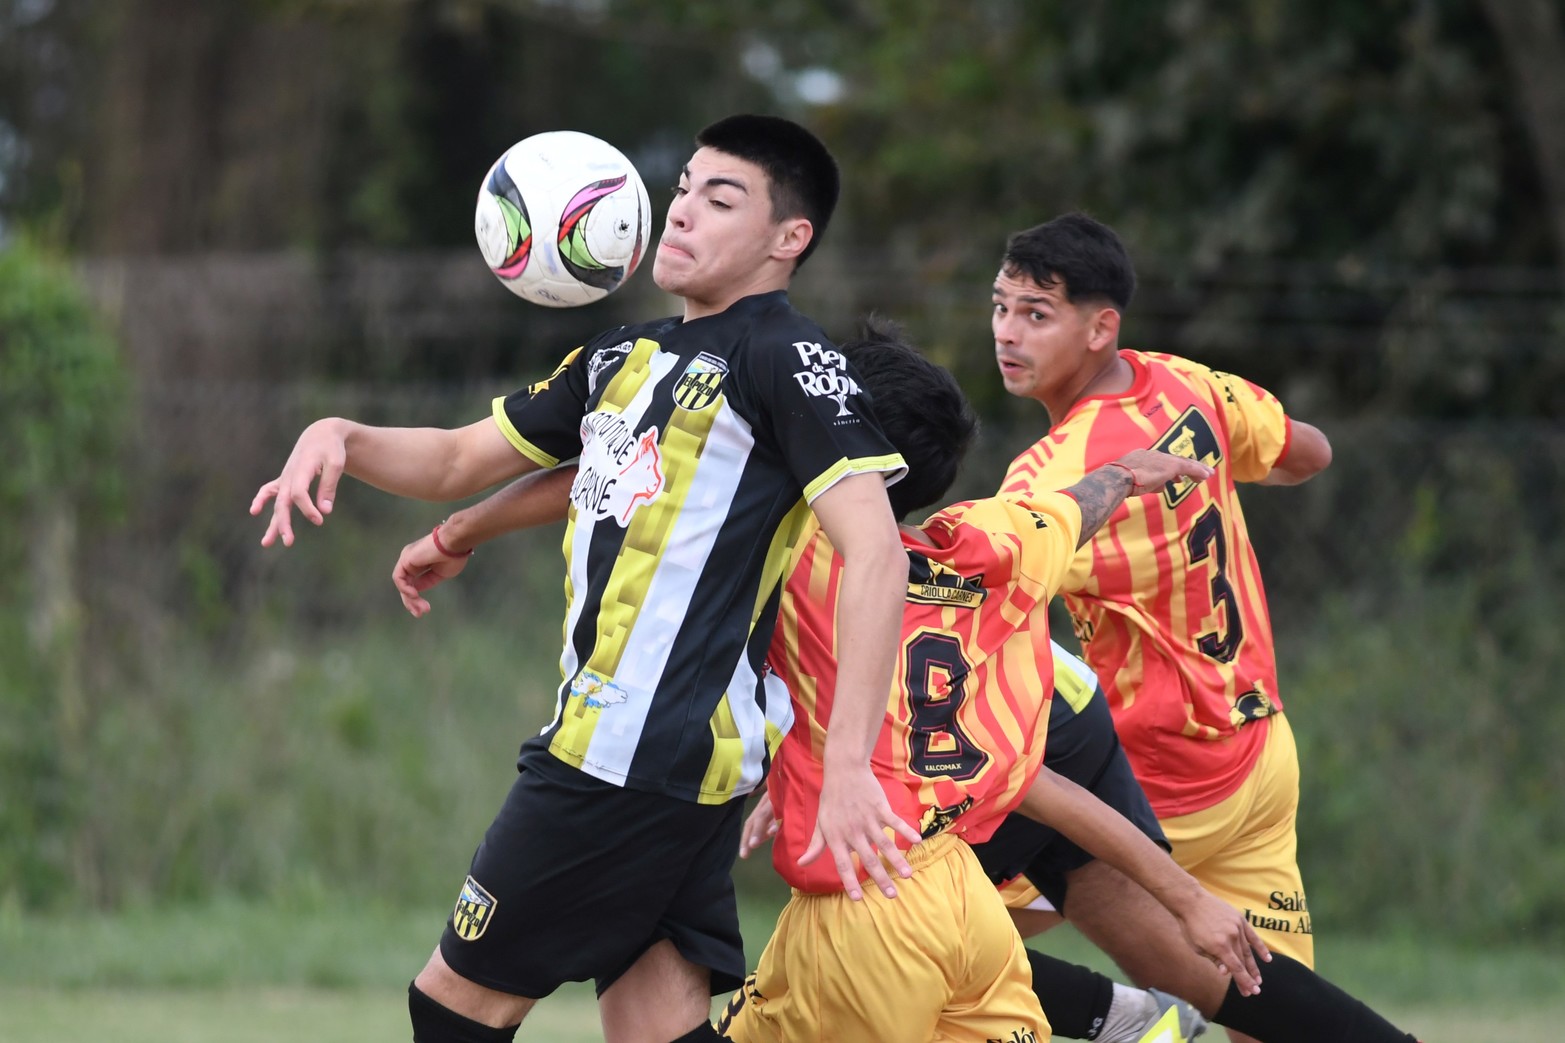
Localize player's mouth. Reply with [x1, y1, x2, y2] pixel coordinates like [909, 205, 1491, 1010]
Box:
[658, 240, 693, 260]
[995, 354, 1028, 377]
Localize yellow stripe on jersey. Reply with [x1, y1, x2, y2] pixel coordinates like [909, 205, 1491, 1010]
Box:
[551, 340, 691, 764]
[595, 338, 660, 415]
[700, 693, 745, 798]
[492, 396, 563, 468]
[802, 453, 907, 503]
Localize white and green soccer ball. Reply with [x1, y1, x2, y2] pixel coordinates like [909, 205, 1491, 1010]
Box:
[474, 130, 653, 308]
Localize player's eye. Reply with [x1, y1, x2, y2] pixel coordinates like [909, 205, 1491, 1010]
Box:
[670, 185, 687, 197]
[710, 198, 731, 210]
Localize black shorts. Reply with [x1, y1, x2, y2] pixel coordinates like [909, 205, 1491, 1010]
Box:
[438, 753, 747, 999]
[971, 684, 1168, 910]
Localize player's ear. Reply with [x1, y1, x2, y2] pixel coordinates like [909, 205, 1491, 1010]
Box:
[1087, 306, 1121, 353]
[772, 217, 814, 264]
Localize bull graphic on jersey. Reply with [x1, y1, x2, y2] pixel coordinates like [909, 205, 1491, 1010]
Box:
[919, 796, 974, 839]
[1152, 406, 1223, 508]
[572, 411, 666, 526]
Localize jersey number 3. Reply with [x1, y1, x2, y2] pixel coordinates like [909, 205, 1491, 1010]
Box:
[904, 632, 988, 781]
[1187, 504, 1244, 662]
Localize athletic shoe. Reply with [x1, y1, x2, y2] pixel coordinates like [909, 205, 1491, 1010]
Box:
[1133, 990, 1207, 1042]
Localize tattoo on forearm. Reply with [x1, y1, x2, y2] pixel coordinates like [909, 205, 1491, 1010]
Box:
[1066, 468, 1134, 547]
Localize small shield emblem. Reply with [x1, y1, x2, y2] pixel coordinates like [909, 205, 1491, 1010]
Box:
[452, 875, 497, 942]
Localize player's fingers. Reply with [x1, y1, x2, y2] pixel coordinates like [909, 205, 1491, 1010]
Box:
[870, 822, 916, 881]
[797, 829, 824, 866]
[831, 842, 866, 901]
[1245, 922, 1272, 962]
[885, 811, 923, 851]
[249, 480, 281, 516]
[851, 835, 900, 899]
[315, 453, 346, 516]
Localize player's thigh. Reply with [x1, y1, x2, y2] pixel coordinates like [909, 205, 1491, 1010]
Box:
[438, 756, 744, 998]
[936, 843, 1050, 1043]
[1160, 716, 1313, 966]
[598, 940, 712, 1043]
[1060, 859, 1229, 1016]
[720, 837, 990, 1043]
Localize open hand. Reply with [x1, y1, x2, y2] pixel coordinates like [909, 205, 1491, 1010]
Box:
[1175, 892, 1271, 997]
[798, 762, 921, 900]
[249, 418, 350, 547]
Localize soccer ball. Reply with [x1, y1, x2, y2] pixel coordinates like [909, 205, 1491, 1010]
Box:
[474, 131, 653, 308]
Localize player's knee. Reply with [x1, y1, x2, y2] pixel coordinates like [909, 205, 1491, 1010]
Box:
[408, 982, 519, 1043]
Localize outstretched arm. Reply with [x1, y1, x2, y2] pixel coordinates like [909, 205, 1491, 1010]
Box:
[1060, 450, 1217, 548]
[392, 466, 577, 617]
[799, 472, 921, 901]
[250, 417, 533, 547]
[1259, 420, 1331, 486]
[1017, 767, 1269, 995]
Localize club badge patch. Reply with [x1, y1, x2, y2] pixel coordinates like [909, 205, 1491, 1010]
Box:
[1152, 406, 1223, 508]
[673, 351, 728, 411]
[452, 875, 497, 942]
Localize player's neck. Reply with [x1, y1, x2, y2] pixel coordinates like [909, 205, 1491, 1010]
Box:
[1045, 350, 1133, 425]
[681, 269, 791, 322]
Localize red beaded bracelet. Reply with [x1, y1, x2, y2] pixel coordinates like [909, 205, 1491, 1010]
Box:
[431, 523, 474, 559]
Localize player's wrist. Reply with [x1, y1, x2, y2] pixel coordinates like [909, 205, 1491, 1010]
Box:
[431, 521, 474, 559]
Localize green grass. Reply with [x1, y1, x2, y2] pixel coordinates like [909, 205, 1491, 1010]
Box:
[2, 900, 1563, 1042]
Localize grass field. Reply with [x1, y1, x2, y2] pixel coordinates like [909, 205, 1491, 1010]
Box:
[2, 900, 1562, 1042]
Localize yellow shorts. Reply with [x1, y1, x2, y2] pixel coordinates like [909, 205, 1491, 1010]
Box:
[1158, 713, 1314, 966]
[717, 834, 1050, 1043]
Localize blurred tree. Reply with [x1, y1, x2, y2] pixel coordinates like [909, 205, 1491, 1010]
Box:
[0, 236, 127, 905]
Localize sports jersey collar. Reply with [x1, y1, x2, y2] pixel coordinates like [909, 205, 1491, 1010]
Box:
[1054, 350, 1151, 430]
[673, 289, 791, 330]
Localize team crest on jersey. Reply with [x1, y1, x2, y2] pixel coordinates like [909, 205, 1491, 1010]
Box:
[569, 668, 628, 709]
[672, 351, 728, 411]
[452, 875, 497, 941]
[906, 553, 988, 608]
[587, 340, 634, 394]
[1152, 406, 1223, 508]
[572, 411, 665, 526]
[919, 796, 974, 838]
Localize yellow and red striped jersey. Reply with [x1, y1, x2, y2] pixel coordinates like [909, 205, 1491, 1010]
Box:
[766, 492, 1082, 892]
[1002, 350, 1294, 817]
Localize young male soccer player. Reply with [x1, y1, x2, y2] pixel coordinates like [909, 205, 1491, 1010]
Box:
[394, 322, 1262, 1043]
[988, 212, 1421, 1043]
[972, 645, 1426, 1043]
[251, 115, 919, 1043]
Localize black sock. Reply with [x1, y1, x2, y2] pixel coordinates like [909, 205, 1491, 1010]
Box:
[1213, 952, 1420, 1043]
[407, 982, 519, 1043]
[1026, 948, 1116, 1040]
[674, 1022, 727, 1042]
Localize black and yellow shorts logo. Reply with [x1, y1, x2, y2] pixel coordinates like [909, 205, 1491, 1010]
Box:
[1152, 406, 1223, 508]
[452, 874, 498, 942]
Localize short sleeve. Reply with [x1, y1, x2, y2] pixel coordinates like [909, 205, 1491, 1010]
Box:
[1204, 368, 1291, 483]
[994, 491, 1083, 598]
[933, 492, 1083, 601]
[753, 336, 906, 502]
[491, 347, 588, 468]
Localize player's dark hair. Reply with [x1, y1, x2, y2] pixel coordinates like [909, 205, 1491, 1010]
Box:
[1002, 212, 1136, 311]
[695, 114, 840, 268]
[840, 315, 978, 520]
